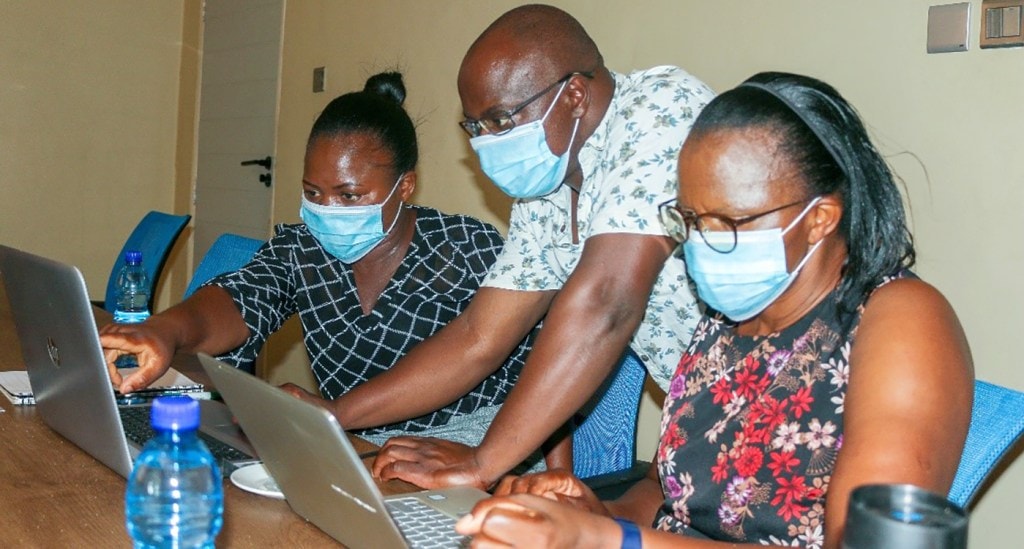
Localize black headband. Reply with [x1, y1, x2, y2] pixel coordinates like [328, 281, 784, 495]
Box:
[738, 81, 847, 177]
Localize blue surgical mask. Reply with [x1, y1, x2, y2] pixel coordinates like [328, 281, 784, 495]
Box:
[683, 198, 823, 322]
[300, 177, 403, 264]
[469, 81, 579, 199]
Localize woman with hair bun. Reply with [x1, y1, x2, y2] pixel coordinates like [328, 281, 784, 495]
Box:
[101, 73, 544, 466]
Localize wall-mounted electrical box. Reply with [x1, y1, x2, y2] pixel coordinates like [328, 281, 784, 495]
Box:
[928, 3, 971, 53]
[981, 0, 1024, 48]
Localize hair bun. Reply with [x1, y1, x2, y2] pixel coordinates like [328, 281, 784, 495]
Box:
[364, 72, 406, 107]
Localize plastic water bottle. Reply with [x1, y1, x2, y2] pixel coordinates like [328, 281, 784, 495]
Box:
[125, 396, 224, 548]
[113, 250, 151, 324]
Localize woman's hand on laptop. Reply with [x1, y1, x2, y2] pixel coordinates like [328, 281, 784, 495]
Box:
[99, 322, 175, 393]
[454, 492, 618, 548]
[492, 470, 607, 514]
[279, 383, 331, 408]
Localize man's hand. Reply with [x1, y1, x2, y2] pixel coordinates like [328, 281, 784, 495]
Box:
[99, 322, 175, 394]
[371, 436, 492, 490]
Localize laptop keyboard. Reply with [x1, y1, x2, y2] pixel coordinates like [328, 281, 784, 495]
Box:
[385, 496, 470, 549]
[118, 406, 253, 465]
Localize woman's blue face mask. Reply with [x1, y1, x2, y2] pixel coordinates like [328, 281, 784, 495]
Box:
[683, 197, 823, 322]
[300, 177, 402, 264]
[468, 81, 579, 199]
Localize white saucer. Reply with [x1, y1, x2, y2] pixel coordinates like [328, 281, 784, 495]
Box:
[230, 462, 285, 499]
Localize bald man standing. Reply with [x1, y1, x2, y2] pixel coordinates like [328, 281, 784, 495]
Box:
[332, 4, 715, 489]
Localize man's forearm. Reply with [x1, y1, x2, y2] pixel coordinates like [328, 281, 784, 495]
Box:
[470, 233, 672, 484]
[333, 322, 506, 429]
[473, 281, 647, 483]
[334, 288, 553, 429]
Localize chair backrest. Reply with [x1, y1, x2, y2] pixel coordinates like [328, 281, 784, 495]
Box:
[948, 379, 1024, 508]
[183, 233, 264, 299]
[572, 350, 647, 479]
[102, 211, 191, 313]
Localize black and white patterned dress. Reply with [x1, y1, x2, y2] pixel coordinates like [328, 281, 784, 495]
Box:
[207, 205, 534, 436]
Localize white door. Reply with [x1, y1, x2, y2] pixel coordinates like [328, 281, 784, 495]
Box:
[193, 0, 284, 263]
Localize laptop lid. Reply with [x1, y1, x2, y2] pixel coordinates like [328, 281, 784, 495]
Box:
[0, 245, 255, 478]
[198, 353, 487, 548]
[0, 244, 137, 477]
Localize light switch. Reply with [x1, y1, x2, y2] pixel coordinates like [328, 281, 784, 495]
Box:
[927, 3, 971, 53]
[313, 67, 326, 93]
[981, 0, 1024, 48]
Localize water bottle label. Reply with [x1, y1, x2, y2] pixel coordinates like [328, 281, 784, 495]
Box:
[114, 310, 151, 323]
[114, 354, 139, 368]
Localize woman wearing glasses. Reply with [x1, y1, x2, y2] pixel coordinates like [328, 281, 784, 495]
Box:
[455, 72, 973, 548]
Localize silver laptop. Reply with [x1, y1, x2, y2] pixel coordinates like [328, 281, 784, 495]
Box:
[0, 244, 257, 478]
[199, 353, 489, 549]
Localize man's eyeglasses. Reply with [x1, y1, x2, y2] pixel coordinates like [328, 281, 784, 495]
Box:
[459, 71, 594, 138]
[658, 197, 816, 254]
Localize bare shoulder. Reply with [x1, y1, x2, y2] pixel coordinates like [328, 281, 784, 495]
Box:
[854, 276, 973, 385]
[845, 275, 974, 458]
[863, 276, 954, 314]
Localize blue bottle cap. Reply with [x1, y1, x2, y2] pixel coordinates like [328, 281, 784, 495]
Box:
[150, 395, 200, 431]
[125, 250, 143, 265]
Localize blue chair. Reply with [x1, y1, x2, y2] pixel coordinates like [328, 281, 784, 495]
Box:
[948, 379, 1024, 508]
[100, 211, 191, 313]
[184, 233, 263, 298]
[574, 350, 648, 484]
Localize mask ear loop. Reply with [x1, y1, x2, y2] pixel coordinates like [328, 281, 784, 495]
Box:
[782, 196, 823, 235]
[539, 80, 570, 124]
[381, 174, 404, 205]
[381, 174, 406, 234]
[564, 118, 580, 153]
[782, 196, 825, 274]
[543, 80, 579, 165]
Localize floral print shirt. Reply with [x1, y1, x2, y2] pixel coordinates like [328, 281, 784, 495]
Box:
[483, 66, 715, 390]
[654, 272, 910, 547]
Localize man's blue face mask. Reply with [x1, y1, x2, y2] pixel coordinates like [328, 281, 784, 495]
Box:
[469, 81, 579, 199]
[300, 177, 402, 264]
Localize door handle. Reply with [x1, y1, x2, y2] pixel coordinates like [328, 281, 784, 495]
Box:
[241, 156, 273, 170]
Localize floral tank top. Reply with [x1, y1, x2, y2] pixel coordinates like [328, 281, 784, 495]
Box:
[654, 271, 910, 547]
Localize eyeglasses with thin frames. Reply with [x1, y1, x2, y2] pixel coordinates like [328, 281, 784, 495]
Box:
[658, 197, 817, 254]
[459, 71, 594, 138]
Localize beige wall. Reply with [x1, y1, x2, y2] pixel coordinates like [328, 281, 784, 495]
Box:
[174, 0, 203, 270]
[273, 1, 1023, 546]
[1, 1, 1020, 546]
[0, 1, 193, 306]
